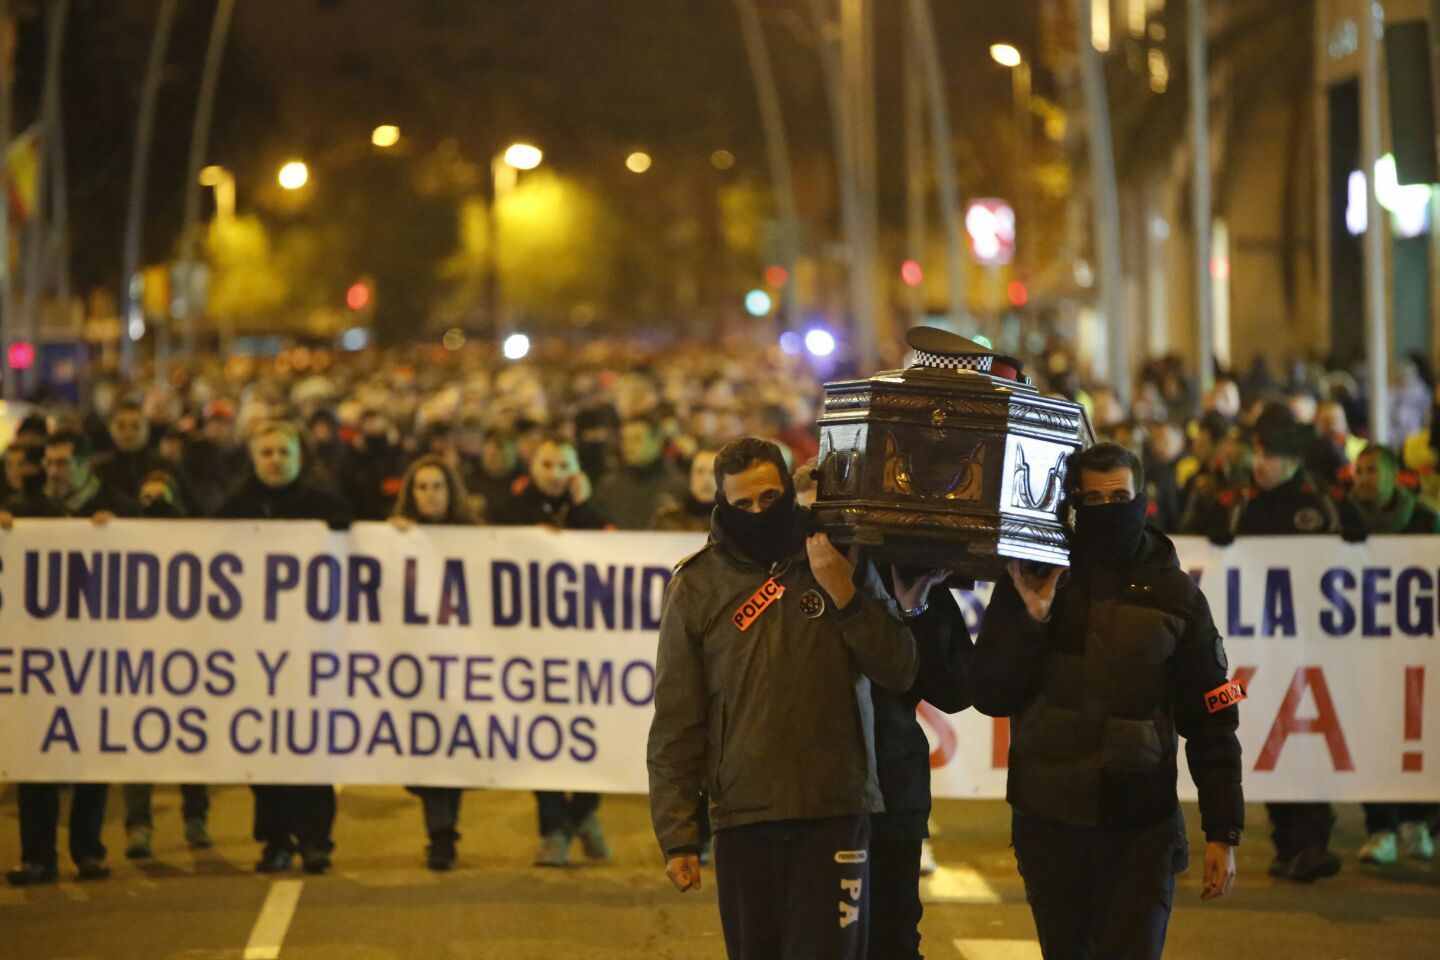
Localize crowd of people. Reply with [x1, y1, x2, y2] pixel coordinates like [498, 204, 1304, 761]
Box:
[0, 342, 823, 885]
[1, 336, 1436, 912]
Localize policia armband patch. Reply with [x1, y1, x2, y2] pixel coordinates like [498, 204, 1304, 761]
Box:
[733, 578, 786, 631]
[1204, 679, 1247, 714]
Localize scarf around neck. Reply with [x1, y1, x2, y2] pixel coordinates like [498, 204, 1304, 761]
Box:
[1350, 486, 1417, 533]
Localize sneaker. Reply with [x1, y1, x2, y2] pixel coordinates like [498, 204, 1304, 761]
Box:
[575, 813, 611, 863]
[1398, 822, 1436, 862]
[75, 858, 111, 882]
[184, 818, 213, 850]
[255, 845, 294, 874]
[125, 825, 153, 860]
[300, 848, 332, 875]
[533, 830, 571, 867]
[1288, 847, 1342, 882]
[6, 863, 58, 886]
[426, 830, 457, 872]
[1358, 831, 1399, 865]
[919, 839, 938, 877]
[1267, 854, 1294, 878]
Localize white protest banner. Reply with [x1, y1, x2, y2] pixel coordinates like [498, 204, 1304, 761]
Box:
[1, 523, 1436, 801]
[0, 520, 693, 791]
[926, 536, 1440, 802]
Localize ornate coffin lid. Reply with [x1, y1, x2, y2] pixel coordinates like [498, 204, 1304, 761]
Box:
[819, 367, 1093, 447]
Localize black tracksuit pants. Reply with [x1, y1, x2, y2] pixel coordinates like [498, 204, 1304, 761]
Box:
[1012, 812, 1180, 960]
[868, 811, 927, 960]
[251, 785, 336, 853]
[714, 815, 871, 960]
[18, 783, 108, 868]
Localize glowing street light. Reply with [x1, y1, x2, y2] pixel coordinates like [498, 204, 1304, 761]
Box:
[626, 151, 653, 174]
[371, 124, 401, 148]
[502, 142, 543, 171]
[990, 43, 1023, 68]
[804, 328, 837, 358]
[744, 289, 773, 317]
[502, 333, 532, 361]
[277, 160, 309, 191]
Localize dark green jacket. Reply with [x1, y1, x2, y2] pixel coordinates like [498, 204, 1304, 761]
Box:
[647, 511, 918, 858]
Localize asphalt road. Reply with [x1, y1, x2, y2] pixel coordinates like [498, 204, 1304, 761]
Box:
[2, 784, 1437, 959]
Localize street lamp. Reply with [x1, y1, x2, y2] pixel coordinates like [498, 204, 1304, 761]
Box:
[371, 124, 400, 148]
[502, 142, 543, 171]
[989, 43, 1022, 68]
[198, 164, 235, 220]
[625, 151, 653, 174]
[488, 142, 544, 340]
[990, 44, 1032, 276]
[277, 160, 309, 191]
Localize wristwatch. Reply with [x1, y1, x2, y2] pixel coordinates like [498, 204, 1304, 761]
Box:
[900, 602, 929, 622]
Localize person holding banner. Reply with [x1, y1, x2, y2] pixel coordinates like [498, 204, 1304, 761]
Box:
[217, 419, 352, 875]
[648, 437, 918, 960]
[491, 435, 616, 866]
[3, 428, 138, 886]
[1342, 443, 1439, 865]
[972, 442, 1243, 960]
[1222, 403, 1346, 883]
[389, 454, 480, 871]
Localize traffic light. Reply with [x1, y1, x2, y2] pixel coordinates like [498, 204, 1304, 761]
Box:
[346, 281, 372, 311]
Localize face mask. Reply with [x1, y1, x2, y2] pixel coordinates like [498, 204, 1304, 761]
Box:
[1071, 493, 1149, 564]
[364, 435, 390, 455]
[717, 488, 799, 567]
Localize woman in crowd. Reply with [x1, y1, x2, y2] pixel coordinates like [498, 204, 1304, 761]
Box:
[388, 455, 479, 870]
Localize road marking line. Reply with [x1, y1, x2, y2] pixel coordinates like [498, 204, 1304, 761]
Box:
[243, 879, 304, 960]
[921, 865, 1002, 904]
[954, 939, 1043, 960]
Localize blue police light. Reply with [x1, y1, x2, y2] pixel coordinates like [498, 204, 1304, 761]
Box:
[744, 289, 773, 317]
[804, 328, 836, 358]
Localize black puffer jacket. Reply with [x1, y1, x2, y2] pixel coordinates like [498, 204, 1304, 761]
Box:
[973, 528, 1244, 846]
[215, 475, 352, 527]
[873, 585, 975, 815]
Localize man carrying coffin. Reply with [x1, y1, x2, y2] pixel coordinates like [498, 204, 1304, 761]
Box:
[971, 442, 1243, 960]
[648, 437, 917, 960]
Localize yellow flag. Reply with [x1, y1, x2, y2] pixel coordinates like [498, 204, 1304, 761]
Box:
[6, 126, 41, 222]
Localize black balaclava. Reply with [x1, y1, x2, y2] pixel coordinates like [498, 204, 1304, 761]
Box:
[1071, 493, 1149, 565]
[717, 487, 800, 567]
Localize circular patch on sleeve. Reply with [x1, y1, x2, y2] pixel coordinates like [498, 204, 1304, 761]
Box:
[1293, 507, 1325, 532]
[799, 588, 827, 619]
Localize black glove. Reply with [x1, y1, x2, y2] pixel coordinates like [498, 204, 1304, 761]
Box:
[326, 516, 354, 532]
[1207, 529, 1235, 547]
[1341, 525, 1368, 544]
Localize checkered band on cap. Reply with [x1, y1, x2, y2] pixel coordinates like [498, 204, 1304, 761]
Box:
[911, 350, 993, 372]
